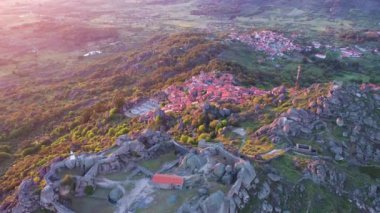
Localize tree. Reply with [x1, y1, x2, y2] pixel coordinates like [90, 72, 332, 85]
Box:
[109, 108, 118, 119]
[180, 135, 189, 143]
[112, 92, 125, 110]
[209, 120, 219, 129]
[198, 124, 206, 133]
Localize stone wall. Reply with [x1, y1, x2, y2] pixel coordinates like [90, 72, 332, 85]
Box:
[178, 141, 258, 213]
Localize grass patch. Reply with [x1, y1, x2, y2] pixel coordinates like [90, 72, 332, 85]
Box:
[239, 120, 262, 133]
[330, 124, 346, 141]
[140, 151, 177, 172]
[335, 162, 375, 189]
[290, 180, 356, 213]
[359, 165, 380, 180]
[271, 154, 302, 183]
[273, 100, 292, 113]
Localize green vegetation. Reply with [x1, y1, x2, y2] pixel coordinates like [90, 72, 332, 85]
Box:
[0, 152, 12, 161]
[1, 0, 380, 210]
[241, 136, 274, 157]
[84, 185, 95, 196]
[0, 145, 11, 153]
[0, 33, 230, 204]
[221, 35, 380, 90]
[359, 166, 380, 180]
[287, 180, 355, 213]
[335, 162, 375, 189]
[140, 152, 177, 171]
[21, 145, 41, 157]
[271, 154, 302, 183]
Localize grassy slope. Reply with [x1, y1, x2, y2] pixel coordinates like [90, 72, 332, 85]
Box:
[0, 32, 230, 204]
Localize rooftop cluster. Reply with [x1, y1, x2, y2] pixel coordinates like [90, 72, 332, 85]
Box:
[229, 30, 300, 57]
[339, 47, 362, 58]
[230, 30, 378, 60]
[162, 72, 268, 112]
[308, 42, 364, 59]
[361, 83, 380, 91]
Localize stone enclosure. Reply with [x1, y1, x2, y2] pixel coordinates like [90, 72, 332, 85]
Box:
[31, 130, 258, 213]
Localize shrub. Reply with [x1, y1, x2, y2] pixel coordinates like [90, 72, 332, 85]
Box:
[40, 138, 53, 146]
[60, 175, 75, 187]
[86, 130, 95, 138]
[21, 145, 41, 157]
[109, 108, 118, 118]
[0, 152, 12, 160]
[84, 185, 95, 196]
[0, 145, 11, 153]
[50, 126, 66, 137]
[180, 135, 189, 143]
[191, 119, 199, 127]
[209, 120, 219, 129]
[198, 125, 206, 133]
[8, 126, 33, 140]
[187, 137, 196, 145]
[182, 115, 191, 125]
[115, 128, 129, 137]
[81, 109, 93, 123]
[36, 158, 48, 166]
[93, 102, 108, 113]
[107, 128, 116, 136]
[198, 133, 210, 141]
[155, 115, 162, 123]
[209, 131, 217, 139]
[33, 176, 40, 183]
[112, 93, 125, 110]
[216, 119, 228, 130]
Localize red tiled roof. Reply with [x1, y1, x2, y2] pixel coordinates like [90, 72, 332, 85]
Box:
[162, 72, 269, 112]
[152, 174, 184, 185]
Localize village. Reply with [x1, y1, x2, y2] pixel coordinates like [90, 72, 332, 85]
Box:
[228, 30, 378, 59]
[162, 72, 268, 113]
[228, 30, 300, 57]
[123, 72, 269, 117]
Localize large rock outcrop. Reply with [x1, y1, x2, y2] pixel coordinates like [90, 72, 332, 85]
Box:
[252, 82, 380, 163]
[304, 159, 346, 195]
[11, 179, 40, 213]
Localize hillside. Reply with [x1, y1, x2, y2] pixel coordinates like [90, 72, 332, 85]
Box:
[0, 0, 380, 212]
[0, 32, 379, 212]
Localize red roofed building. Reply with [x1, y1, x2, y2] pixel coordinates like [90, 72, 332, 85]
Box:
[151, 173, 184, 190]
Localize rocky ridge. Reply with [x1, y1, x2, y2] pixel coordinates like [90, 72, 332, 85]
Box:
[243, 82, 380, 212]
[254, 82, 380, 164]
